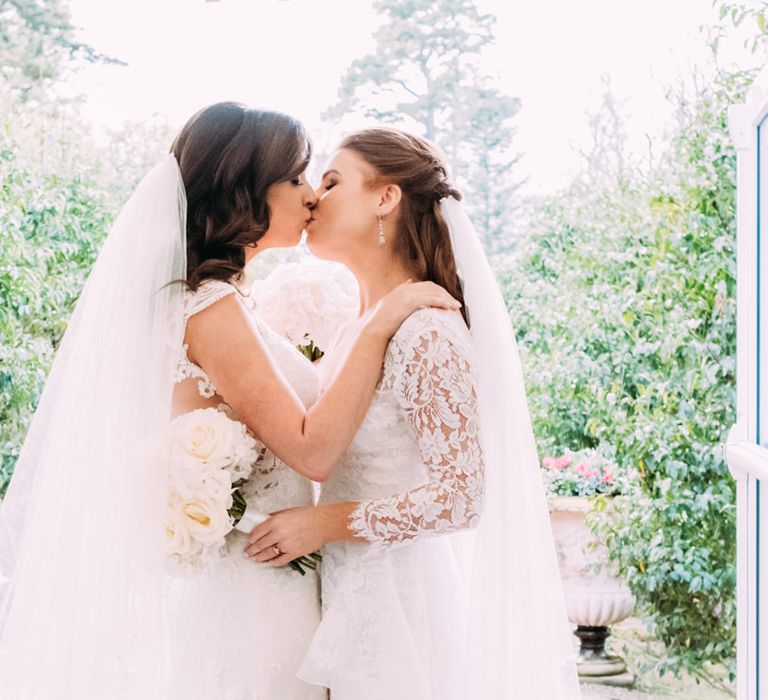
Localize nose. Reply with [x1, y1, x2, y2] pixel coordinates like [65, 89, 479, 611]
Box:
[305, 185, 318, 210]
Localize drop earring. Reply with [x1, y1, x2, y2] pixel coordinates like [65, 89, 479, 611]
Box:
[378, 214, 386, 247]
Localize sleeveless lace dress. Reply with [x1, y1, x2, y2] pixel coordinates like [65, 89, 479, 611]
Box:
[165, 279, 327, 700]
[298, 308, 485, 700]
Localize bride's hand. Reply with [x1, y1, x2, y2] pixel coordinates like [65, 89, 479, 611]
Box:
[364, 281, 461, 341]
[244, 506, 327, 567]
[245, 502, 357, 566]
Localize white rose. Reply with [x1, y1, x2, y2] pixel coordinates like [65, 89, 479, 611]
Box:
[227, 421, 259, 483]
[172, 408, 238, 467]
[209, 404, 261, 482]
[250, 259, 358, 353]
[168, 452, 231, 501]
[166, 494, 205, 562]
[168, 490, 233, 550]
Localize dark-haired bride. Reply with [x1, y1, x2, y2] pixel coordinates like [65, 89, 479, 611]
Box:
[246, 128, 582, 699]
[0, 105, 460, 699]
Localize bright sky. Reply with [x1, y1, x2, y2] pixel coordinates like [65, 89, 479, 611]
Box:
[65, 0, 755, 194]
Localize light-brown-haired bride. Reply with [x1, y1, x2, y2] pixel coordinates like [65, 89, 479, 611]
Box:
[246, 127, 582, 700]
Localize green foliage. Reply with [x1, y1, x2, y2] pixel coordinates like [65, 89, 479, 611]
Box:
[0, 0, 120, 102]
[326, 0, 520, 248]
[0, 128, 111, 493]
[498, 68, 751, 678]
[0, 0, 192, 497]
[714, 0, 768, 53]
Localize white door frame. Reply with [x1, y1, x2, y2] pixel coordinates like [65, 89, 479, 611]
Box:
[727, 63, 768, 700]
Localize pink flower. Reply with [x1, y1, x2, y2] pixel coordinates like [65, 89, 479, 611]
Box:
[575, 462, 588, 475]
[601, 471, 614, 483]
[587, 469, 599, 478]
[542, 457, 557, 469]
[555, 455, 572, 469]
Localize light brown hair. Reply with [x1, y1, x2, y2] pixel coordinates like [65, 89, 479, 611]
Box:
[339, 127, 468, 326]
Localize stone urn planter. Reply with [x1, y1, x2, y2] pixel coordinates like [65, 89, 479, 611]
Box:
[548, 495, 636, 687]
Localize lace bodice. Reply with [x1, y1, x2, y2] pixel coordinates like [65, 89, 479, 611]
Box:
[175, 278, 320, 516]
[166, 281, 324, 700]
[319, 308, 485, 550]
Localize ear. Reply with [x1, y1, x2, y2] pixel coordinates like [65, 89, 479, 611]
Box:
[377, 183, 401, 217]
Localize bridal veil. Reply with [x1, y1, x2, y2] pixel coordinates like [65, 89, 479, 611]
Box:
[440, 196, 581, 698]
[0, 155, 186, 698]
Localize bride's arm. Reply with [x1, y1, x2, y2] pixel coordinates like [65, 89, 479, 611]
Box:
[245, 320, 486, 563]
[185, 281, 459, 482]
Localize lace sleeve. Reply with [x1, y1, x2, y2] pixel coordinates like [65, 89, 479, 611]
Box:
[348, 320, 485, 550]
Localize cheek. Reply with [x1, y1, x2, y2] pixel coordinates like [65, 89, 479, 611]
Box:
[270, 193, 305, 231]
[320, 192, 367, 234]
[267, 186, 304, 218]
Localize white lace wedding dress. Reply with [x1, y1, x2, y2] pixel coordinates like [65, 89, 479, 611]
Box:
[165, 279, 327, 700]
[299, 308, 484, 700]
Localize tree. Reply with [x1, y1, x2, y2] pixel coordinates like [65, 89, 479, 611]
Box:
[576, 75, 631, 186]
[0, 0, 120, 103]
[713, 0, 768, 54]
[0, 1, 154, 495]
[325, 0, 520, 248]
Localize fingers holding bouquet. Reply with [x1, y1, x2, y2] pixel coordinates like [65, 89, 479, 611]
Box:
[243, 506, 325, 573]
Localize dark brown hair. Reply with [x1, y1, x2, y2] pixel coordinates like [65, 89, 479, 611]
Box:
[339, 128, 468, 326]
[171, 102, 311, 289]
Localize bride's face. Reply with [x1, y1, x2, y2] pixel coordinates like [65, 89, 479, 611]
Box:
[257, 171, 317, 251]
[306, 149, 383, 263]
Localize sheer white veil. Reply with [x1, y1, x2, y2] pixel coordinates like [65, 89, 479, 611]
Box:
[439, 197, 581, 698]
[0, 154, 187, 698]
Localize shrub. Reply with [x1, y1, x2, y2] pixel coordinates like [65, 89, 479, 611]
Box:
[498, 68, 752, 678]
[0, 129, 112, 494]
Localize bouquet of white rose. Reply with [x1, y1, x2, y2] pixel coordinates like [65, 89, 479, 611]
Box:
[166, 407, 259, 568]
[248, 259, 358, 360]
[166, 407, 321, 575]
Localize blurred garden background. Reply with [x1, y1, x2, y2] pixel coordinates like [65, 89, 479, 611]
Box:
[3, 0, 768, 696]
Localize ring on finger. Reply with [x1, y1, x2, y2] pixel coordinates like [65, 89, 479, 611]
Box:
[272, 544, 281, 556]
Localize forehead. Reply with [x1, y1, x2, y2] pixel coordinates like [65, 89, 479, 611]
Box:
[324, 148, 376, 181]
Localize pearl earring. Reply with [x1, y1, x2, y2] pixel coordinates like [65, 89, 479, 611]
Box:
[378, 214, 386, 247]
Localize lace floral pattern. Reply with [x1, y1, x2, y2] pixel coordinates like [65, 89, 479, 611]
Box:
[174, 280, 238, 398]
[348, 310, 485, 550]
[166, 551, 324, 700]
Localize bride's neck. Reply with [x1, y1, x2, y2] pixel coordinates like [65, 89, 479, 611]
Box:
[351, 257, 417, 314]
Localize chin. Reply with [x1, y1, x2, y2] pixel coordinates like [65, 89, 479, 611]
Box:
[278, 229, 304, 248]
[306, 237, 336, 262]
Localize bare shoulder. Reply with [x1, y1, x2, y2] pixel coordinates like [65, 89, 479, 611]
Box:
[184, 290, 259, 365]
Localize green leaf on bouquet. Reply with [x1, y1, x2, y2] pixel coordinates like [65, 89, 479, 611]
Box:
[229, 489, 247, 525]
[288, 552, 323, 576]
[297, 335, 324, 362]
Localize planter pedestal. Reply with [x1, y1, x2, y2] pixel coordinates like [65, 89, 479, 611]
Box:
[574, 625, 629, 678]
[548, 496, 636, 688]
